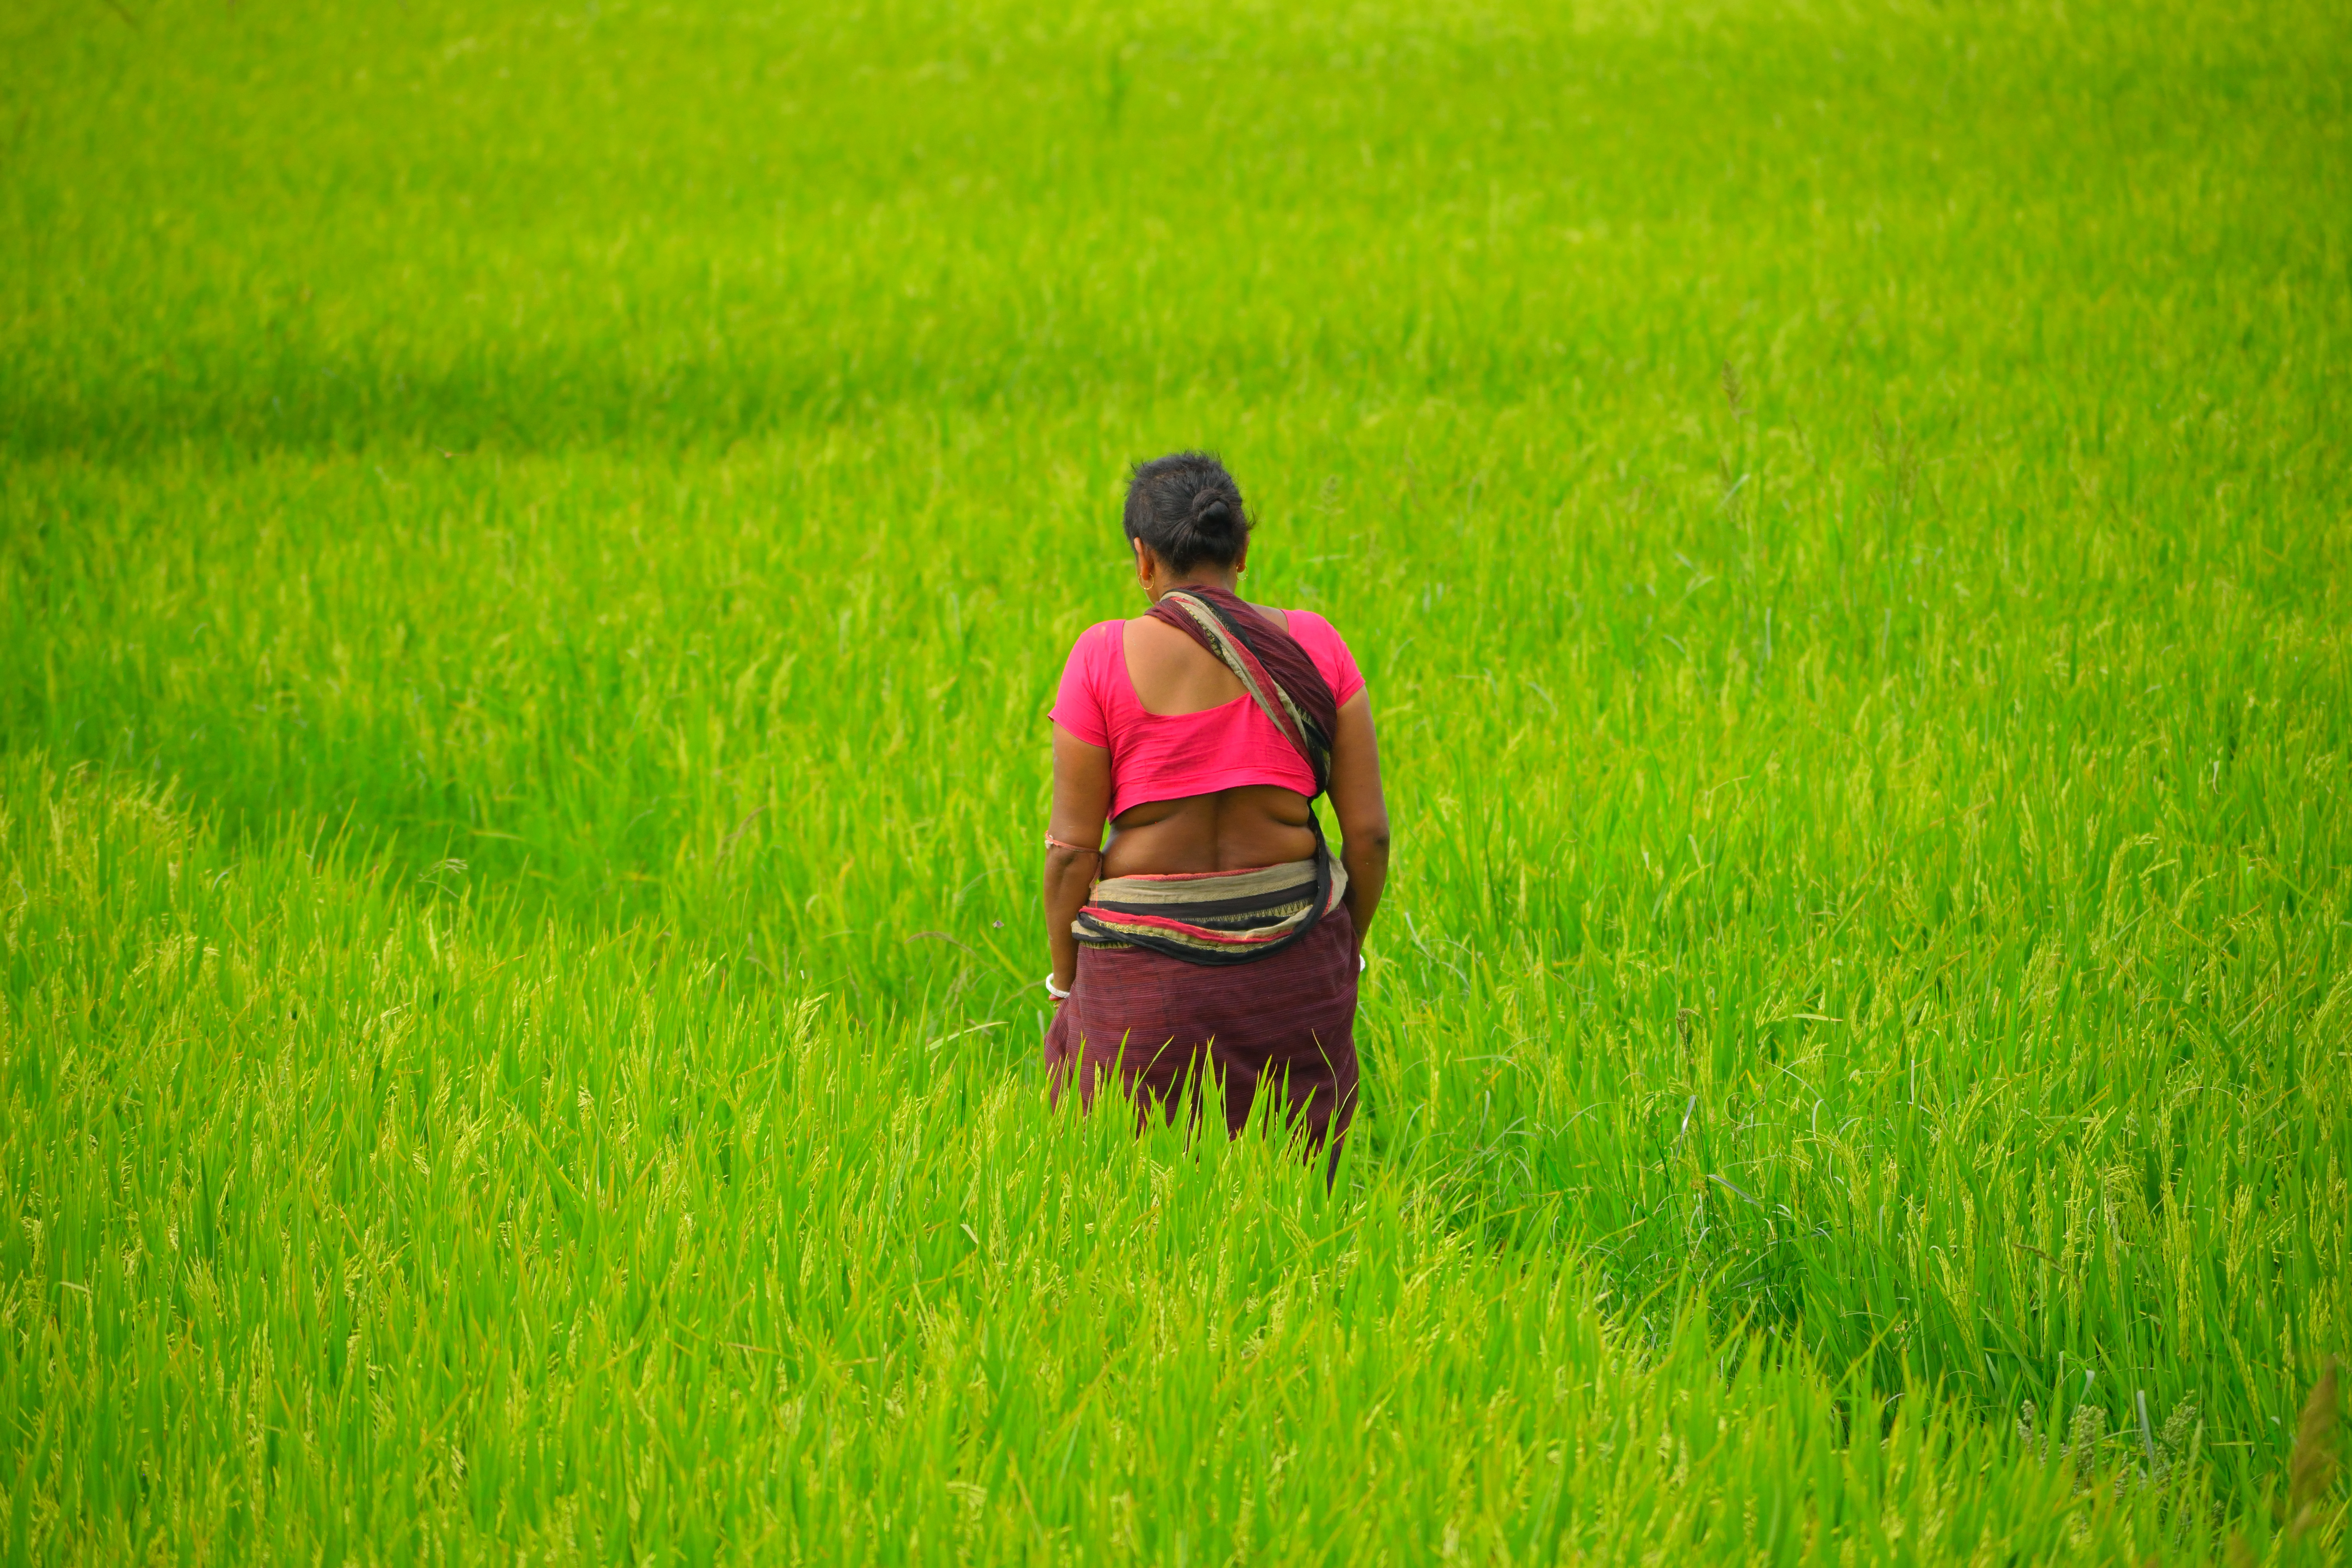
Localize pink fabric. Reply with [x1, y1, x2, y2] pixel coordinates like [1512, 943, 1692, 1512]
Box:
[1050, 610, 1366, 818]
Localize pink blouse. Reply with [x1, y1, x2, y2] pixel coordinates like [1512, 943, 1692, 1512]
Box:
[1050, 610, 1367, 818]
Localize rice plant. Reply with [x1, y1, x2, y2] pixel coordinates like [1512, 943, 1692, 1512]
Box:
[2, 0, 2345, 1559]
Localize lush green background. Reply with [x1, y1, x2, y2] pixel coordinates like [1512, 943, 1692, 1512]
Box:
[3, 0, 2347, 1560]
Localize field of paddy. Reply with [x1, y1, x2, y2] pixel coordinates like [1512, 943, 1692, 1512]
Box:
[2, 0, 2347, 1560]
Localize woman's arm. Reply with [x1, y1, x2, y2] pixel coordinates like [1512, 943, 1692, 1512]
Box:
[1326, 689, 1390, 943]
[1043, 724, 1114, 996]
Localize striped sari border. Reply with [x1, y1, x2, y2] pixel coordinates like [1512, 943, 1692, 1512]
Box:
[1075, 856, 1348, 957]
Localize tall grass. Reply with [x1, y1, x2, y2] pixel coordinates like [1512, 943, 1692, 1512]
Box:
[3, 0, 2347, 1559]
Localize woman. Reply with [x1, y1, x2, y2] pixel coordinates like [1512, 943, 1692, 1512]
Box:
[1041, 452, 1390, 1155]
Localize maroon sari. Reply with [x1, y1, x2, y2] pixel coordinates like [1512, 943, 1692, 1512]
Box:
[1044, 900, 1358, 1146]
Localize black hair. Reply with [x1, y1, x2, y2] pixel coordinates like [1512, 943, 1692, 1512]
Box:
[1123, 451, 1250, 573]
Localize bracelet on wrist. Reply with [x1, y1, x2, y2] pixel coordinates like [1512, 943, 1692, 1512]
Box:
[1043, 971, 1071, 1000]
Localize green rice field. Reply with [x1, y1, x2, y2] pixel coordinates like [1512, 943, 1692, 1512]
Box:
[3, 0, 2348, 1560]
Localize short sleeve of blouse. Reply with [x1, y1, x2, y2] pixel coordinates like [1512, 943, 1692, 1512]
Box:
[1288, 611, 1366, 708]
[1049, 622, 1116, 748]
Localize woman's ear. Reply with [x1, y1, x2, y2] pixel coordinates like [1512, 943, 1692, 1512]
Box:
[1132, 538, 1154, 586]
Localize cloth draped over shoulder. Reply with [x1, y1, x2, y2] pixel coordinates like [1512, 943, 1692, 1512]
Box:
[1071, 585, 1345, 966]
[1144, 585, 1339, 793]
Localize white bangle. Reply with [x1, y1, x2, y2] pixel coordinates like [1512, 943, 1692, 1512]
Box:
[1043, 971, 1071, 1000]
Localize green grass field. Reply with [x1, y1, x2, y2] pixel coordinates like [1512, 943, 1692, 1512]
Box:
[4, 0, 2348, 1560]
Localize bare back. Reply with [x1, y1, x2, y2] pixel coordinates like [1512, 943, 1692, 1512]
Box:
[1102, 604, 1317, 877]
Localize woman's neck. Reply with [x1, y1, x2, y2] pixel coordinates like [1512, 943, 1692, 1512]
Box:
[1154, 571, 1240, 600]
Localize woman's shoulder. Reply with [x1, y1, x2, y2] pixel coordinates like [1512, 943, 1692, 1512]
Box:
[1067, 618, 1126, 655]
[1279, 607, 1349, 651]
[1276, 608, 1365, 701]
[1056, 621, 1127, 694]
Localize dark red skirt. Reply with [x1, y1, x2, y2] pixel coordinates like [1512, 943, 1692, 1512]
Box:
[1044, 901, 1359, 1151]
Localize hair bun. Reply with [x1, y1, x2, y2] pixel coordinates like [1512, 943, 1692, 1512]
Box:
[1123, 452, 1250, 573]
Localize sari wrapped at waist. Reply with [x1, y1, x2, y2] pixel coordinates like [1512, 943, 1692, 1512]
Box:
[1075, 856, 1350, 965]
[1047, 888, 1359, 1153]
